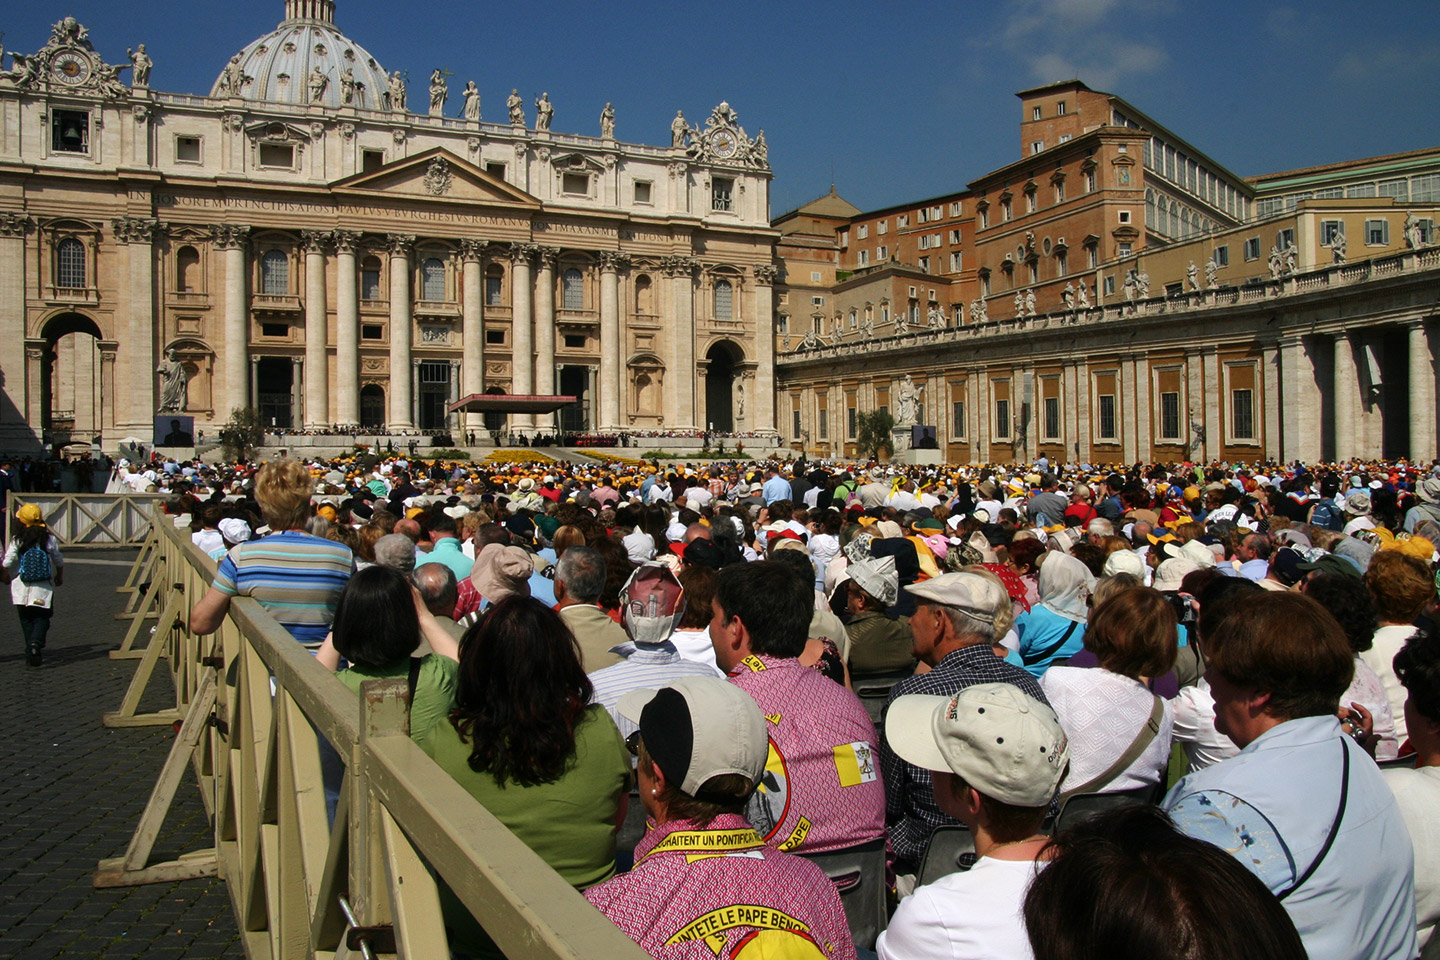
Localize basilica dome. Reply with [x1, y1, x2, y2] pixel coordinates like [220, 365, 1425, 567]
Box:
[210, 0, 393, 110]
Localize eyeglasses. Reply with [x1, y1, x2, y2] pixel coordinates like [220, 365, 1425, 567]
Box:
[625, 730, 642, 756]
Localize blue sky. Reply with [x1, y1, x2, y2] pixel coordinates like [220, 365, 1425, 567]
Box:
[8, 1, 1439, 215]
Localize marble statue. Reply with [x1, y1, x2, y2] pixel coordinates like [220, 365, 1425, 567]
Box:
[600, 102, 615, 139]
[1268, 244, 1283, 280]
[1205, 256, 1219, 288]
[928, 305, 946, 329]
[1076, 280, 1091, 310]
[2, 52, 39, 88]
[388, 71, 407, 112]
[830, 315, 842, 341]
[895, 308, 911, 335]
[1062, 282, 1075, 310]
[308, 65, 329, 104]
[428, 70, 448, 116]
[1329, 231, 1347, 264]
[1015, 290, 1026, 315]
[535, 92, 553, 131]
[1405, 212, 1424, 250]
[1024, 231, 1036, 257]
[507, 88, 525, 126]
[1136, 269, 1151, 299]
[734, 378, 746, 418]
[157, 349, 188, 413]
[860, 313, 875, 340]
[895, 374, 924, 427]
[1024, 289, 1037, 317]
[218, 56, 247, 96]
[1187, 260, 1199, 292]
[971, 298, 989, 323]
[127, 45, 152, 87]
[462, 81, 480, 120]
[1122, 271, 1138, 301]
[97, 61, 129, 98]
[1283, 242, 1297, 275]
[339, 67, 357, 105]
[799, 329, 819, 350]
[671, 111, 688, 148]
[752, 130, 768, 165]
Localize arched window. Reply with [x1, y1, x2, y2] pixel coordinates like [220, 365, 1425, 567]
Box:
[176, 246, 200, 292]
[562, 268, 584, 310]
[713, 278, 733, 320]
[260, 250, 289, 295]
[485, 264, 504, 306]
[635, 274, 653, 314]
[57, 237, 86, 288]
[361, 256, 383, 300]
[421, 257, 445, 301]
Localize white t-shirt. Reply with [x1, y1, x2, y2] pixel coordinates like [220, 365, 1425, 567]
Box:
[877, 856, 1042, 960]
[1383, 766, 1440, 949]
[668, 627, 718, 671]
[1039, 666, 1174, 794]
[683, 486, 713, 510]
[1171, 677, 1241, 773]
[1363, 624, 1418, 742]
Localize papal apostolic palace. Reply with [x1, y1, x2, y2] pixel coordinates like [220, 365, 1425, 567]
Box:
[0, 1, 779, 452]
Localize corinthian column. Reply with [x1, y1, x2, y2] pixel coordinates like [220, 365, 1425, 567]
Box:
[114, 217, 165, 432]
[0, 214, 30, 446]
[510, 244, 535, 432]
[752, 263, 778, 435]
[213, 224, 251, 417]
[332, 230, 362, 427]
[598, 251, 627, 430]
[664, 256, 698, 430]
[459, 239, 486, 432]
[1409, 321, 1435, 462]
[535, 246, 558, 397]
[387, 234, 416, 430]
[301, 230, 330, 429]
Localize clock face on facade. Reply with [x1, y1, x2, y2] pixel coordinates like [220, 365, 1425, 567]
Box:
[711, 130, 738, 159]
[52, 51, 92, 85]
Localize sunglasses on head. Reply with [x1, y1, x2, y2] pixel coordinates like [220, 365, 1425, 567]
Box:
[625, 730, 642, 756]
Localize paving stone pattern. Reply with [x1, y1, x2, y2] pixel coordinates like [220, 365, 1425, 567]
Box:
[0, 550, 243, 959]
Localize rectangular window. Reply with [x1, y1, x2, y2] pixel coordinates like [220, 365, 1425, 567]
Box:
[1032, 106, 1042, 120]
[485, 162, 507, 179]
[564, 334, 586, 349]
[793, 409, 802, 439]
[1001, 199, 1012, 221]
[848, 405, 858, 439]
[1087, 246, 1098, 269]
[485, 275, 502, 305]
[979, 209, 990, 229]
[897, 214, 909, 227]
[1420, 219, 1436, 244]
[1044, 396, 1060, 440]
[261, 322, 289, 338]
[1346, 182, 1378, 199]
[1103, 275, 1116, 295]
[1057, 101, 1067, 116]
[818, 409, 828, 440]
[949, 229, 961, 244]
[1031, 141, 1044, 155]
[950, 202, 962, 216]
[1213, 245, 1229, 267]
[858, 224, 869, 240]
[1365, 219, 1389, 245]
[1320, 220, 1344, 246]
[175, 136, 201, 163]
[857, 250, 869, 267]
[1098, 394, 1117, 440]
[951, 400, 965, 437]
[838, 230, 849, 248]
[1379, 178, 1409, 202]
[1118, 242, 1132, 257]
[633, 180, 653, 204]
[811, 296, 824, 306]
[1054, 182, 1065, 204]
[995, 399, 1010, 439]
[1056, 250, 1067, 275]
[876, 245, 888, 260]
[1244, 237, 1261, 261]
[950, 252, 963, 272]
[919, 256, 930, 273]
[259, 142, 295, 167]
[811, 271, 821, 282]
[712, 177, 734, 212]
[362, 149, 386, 172]
[1085, 170, 1096, 192]
[1277, 228, 1295, 250]
[1118, 210, 1132, 224]
[1160, 391, 1180, 440]
[1232, 388, 1255, 439]
[981, 275, 991, 296]
[486, 329, 505, 344]
[362, 323, 384, 340]
[1412, 174, 1440, 203]
[362, 267, 382, 300]
[563, 172, 590, 196]
[878, 220, 888, 235]
[51, 109, 90, 154]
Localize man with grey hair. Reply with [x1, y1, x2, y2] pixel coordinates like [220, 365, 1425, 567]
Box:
[555, 545, 627, 672]
[878, 571, 1052, 880]
[410, 563, 463, 646]
[373, 532, 418, 573]
[1086, 516, 1114, 544]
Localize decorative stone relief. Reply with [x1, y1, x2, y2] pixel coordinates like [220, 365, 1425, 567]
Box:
[458, 238, 486, 262]
[423, 156, 453, 196]
[0, 213, 33, 238]
[752, 263, 778, 285]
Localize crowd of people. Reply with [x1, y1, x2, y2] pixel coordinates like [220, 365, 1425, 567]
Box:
[30, 445, 1440, 959]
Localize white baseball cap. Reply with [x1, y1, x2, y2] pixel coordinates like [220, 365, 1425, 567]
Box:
[885, 683, 1070, 807]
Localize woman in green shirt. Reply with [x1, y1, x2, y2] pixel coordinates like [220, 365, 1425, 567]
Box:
[425, 595, 630, 958]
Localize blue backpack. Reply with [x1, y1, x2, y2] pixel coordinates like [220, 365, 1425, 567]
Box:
[19, 543, 52, 583]
[1308, 499, 1343, 532]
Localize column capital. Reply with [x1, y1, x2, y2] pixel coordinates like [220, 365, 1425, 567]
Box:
[0, 212, 33, 238]
[301, 229, 331, 255]
[662, 255, 699, 278]
[752, 263, 779, 285]
[597, 250, 630, 272]
[332, 229, 363, 254]
[291, 355, 303, 366]
[386, 233, 416, 258]
[250, 355, 261, 366]
[535, 245, 560, 268]
[112, 216, 166, 245]
[211, 223, 251, 250]
[510, 242, 538, 266]
[458, 238, 488, 262]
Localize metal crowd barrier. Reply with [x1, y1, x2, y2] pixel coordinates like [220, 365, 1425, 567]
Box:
[98, 507, 647, 960]
[5, 491, 165, 547]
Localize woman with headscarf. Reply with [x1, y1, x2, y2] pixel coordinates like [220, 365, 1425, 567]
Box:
[1012, 551, 1095, 678]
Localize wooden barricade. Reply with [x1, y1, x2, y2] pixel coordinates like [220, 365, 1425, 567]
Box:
[97, 505, 649, 960]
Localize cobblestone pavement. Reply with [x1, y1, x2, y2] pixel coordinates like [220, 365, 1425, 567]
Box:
[0, 549, 244, 959]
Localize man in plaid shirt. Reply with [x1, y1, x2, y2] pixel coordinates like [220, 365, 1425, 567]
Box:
[879, 571, 1050, 875]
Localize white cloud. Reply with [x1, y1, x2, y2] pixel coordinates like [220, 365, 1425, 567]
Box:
[989, 0, 1172, 89]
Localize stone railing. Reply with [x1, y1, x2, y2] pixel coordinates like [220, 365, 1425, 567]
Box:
[780, 247, 1440, 364]
[96, 509, 650, 960]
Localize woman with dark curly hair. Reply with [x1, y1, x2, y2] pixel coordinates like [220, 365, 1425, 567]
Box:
[424, 595, 630, 959]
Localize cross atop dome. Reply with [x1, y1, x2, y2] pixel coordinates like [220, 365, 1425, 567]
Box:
[283, 0, 336, 25]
